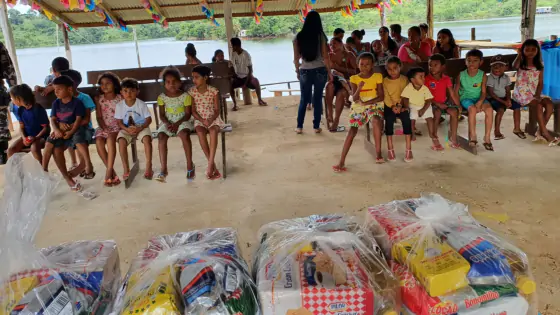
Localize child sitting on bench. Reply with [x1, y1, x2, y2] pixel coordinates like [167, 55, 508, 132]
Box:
[456, 49, 494, 151]
[7, 84, 49, 162]
[46, 75, 88, 191]
[115, 78, 153, 180]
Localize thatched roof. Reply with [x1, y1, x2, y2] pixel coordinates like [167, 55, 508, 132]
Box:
[31, 0, 383, 28]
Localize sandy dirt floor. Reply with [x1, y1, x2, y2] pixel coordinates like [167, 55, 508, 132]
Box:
[1, 96, 559, 314]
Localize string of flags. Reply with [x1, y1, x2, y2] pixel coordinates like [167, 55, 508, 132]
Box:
[254, 0, 264, 24]
[341, 0, 404, 17]
[298, 0, 316, 22]
[199, 0, 219, 26]
[141, 0, 168, 28]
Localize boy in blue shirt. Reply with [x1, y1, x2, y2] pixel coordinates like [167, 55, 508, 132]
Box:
[7, 84, 50, 162]
[43, 75, 87, 191]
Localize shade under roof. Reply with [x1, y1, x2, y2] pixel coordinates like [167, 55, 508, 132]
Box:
[33, 0, 383, 28]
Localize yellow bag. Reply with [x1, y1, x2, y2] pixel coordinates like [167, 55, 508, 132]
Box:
[0, 277, 39, 315]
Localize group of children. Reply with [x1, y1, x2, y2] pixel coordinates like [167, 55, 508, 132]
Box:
[333, 38, 555, 171]
[7, 56, 226, 193]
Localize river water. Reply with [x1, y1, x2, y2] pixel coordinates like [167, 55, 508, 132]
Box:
[14, 14, 560, 97]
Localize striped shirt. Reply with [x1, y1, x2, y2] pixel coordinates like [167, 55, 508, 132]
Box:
[232, 50, 252, 78]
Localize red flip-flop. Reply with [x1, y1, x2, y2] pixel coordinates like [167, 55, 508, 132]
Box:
[332, 165, 347, 173]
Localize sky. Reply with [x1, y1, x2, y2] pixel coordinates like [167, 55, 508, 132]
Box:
[12, 4, 30, 13]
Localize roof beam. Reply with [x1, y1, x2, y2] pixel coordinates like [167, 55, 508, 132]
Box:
[31, 0, 74, 26]
[148, 0, 167, 20]
[96, 3, 120, 25]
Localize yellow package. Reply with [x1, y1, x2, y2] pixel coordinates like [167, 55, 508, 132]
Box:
[392, 234, 470, 297]
[0, 277, 39, 315]
[120, 267, 181, 315]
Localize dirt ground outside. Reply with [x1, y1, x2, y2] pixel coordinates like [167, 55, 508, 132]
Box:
[1, 96, 558, 314]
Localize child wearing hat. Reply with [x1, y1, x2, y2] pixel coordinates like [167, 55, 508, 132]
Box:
[486, 54, 524, 140]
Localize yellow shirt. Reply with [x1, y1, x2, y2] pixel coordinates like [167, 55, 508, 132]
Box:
[157, 93, 192, 116]
[401, 83, 433, 109]
[383, 75, 409, 107]
[349, 73, 383, 102]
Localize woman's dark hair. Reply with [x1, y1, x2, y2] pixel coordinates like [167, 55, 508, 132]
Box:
[121, 78, 139, 90]
[160, 66, 182, 83]
[192, 65, 211, 78]
[520, 39, 543, 70]
[9, 84, 35, 106]
[408, 26, 421, 37]
[212, 49, 224, 63]
[407, 67, 425, 81]
[351, 29, 366, 40]
[97, 72, 121, 94]
[435, 29, 457, 50]
[386, 56, 402, 67]
[296, 11, 327, 62]
[378, 26, 398, 52]
[185, 43, 197, 57]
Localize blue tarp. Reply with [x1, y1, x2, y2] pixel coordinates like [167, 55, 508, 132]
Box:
[542, 43, 560, 100]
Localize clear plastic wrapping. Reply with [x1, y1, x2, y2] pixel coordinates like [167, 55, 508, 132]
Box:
[113, 228, 259, 315]
[0, 154, 121, 315]
[254, 215, 399, 315]
[366, 194, 537, 315]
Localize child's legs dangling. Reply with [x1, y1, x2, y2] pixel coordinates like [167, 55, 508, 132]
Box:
[372, 116, 383, 159]
[7, 138, 25, 159]
[513, 109, 522, 132]
[208, 126, 220, 174]
[494, 108, 505, 136]
[384, 106, 396, 151]
[542, 98, 554, 127]
[67, 148, 78, 167]
[53, 147, 75, 187]
[158, 133, 169, 174]
[42, 142, 54, 172]
[178, 129, 194, 171]
[30, 141, 44, 163]
[482, 103, 493, 144]
[96, 137, 108, 166]
[195, 126, 210, 159]
[447, 108, 459, 144]
[142, 135, 153, 174]
[399, 111, 413, 151]
[467, 106, 478, 142]
[118, 137, 130, 174]
[336, 127, 358, 168]
[107, 133, 118, 178]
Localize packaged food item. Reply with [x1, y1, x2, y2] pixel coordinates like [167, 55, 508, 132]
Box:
[1, 154, 121, 315]
[114, 228, 258, 315]
[392, 232, 470, 297]
[366, 194, 538, 315]
[254, 215, 398, 315]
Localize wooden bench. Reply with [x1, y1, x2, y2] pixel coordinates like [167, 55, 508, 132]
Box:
[364, 54, 518, 157]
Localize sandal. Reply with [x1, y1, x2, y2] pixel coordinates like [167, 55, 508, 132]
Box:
[483, 142, 494, 151]
[329, 126, 346, 133]
[79, 170, 86, 178]
[314, 128, 322, 134]
[187, 165, 196, 181]
[103, 178, 113, 187]
[387, 149, 396, 162]
[332, 165, 347, 173]
[112, 175, 121, 186]
[83, 171, 96, 180]
[155, 172, 167, 183]
[295, 128, 303, 134]
[468, 140, 478, 148]
[414, 129, 423, 136]
[404, 150, 414, 163]
[123, 172, 130, 181]
[494, 134, 506, 140]
[70, 182, 82, 192]
[209, 169, 222, 180]
[513, 131, 526, 139]
[547, 137, 560, 147]
[450, 142, 461, 149]
[375, 156, 385, 164]
[533, 130, 545, 142]
[431, 138, 444, 151]
[232, 106, 238, 112]
[259, 100, 268, 106]
[144, 170, 154, 180]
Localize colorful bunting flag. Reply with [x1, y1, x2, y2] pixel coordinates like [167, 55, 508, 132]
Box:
[199, 0, 219, 26]
[254, 0, 264, 24]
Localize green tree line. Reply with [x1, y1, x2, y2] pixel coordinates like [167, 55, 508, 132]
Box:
[2, 0, 559, 49]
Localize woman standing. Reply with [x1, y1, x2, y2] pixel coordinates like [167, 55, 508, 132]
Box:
[185, 43, 202, 65]
[293, 11, 332, 134]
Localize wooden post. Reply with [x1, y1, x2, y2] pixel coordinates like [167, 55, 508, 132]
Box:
[426, 0, 434, 39]
[62, 26, 73, 68]
[0, 0, 22, 84]
[224, 0, 234, 59]
[380, 4, 386, 27]
[470, 28, 476, 40]
[521, 0, 537, 41]
[133, 27, 142, 68]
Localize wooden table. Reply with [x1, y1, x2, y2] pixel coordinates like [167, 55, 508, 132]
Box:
[457, 40, 521, 50]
